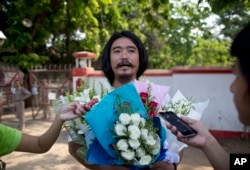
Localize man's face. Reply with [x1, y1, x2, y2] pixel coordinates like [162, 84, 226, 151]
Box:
[110, 37, 139, 85]
[230, 59, 250, 125]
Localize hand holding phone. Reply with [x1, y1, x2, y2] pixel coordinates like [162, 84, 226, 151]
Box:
[159, 111, 197, 137]
[73, 98, 99, 114]
[81, 98, 99, 110]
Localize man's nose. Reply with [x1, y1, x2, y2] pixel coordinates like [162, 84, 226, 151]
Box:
[121, 50, 128, 59]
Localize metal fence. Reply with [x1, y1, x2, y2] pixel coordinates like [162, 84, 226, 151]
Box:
[29, 64, 73, 119]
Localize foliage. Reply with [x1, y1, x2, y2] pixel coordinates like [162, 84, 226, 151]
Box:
[146, 0, 232, 69]
[0, 0, 168, 70]
[162, 97, 194, 116]
[76, 77, 110, 99]
[0, 0, 245, 71]
[190, 38, 232, 66]
[204, 0, 250, 14]
[212, 2, 250, 40]
[2, 53, 49, 70]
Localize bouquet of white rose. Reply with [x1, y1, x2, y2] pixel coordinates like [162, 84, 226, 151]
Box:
[111, 95, 163, 166]
[114, 113, 161, 166]
[53, 77, 209, 168]
[84, 82, 173, 168]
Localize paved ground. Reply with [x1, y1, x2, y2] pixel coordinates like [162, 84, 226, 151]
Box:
[1, 107, 250, 170]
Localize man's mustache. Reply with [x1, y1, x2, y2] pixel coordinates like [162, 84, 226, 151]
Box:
[116, 61, 135, 68]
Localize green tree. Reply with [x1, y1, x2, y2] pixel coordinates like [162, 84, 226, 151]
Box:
[147, 0, 217, 69]
[204, 0, 250, 13]
[190, 38, 232, 66]
[204, 0, 250, 40]
[0, 0, 172, 70]
[0, 0, 239, 71]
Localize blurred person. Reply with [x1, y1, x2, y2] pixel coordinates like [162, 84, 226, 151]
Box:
[0, 95, 6, 122]
[13, 80, 31, 130]
[39, 78, 52, 120]
[166, 22, 250, 170]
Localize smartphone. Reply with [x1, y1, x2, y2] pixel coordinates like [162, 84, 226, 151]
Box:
[81, 98, 99, 110]
[159, 111, 197, 137]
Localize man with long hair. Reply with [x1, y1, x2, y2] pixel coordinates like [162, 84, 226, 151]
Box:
[69, 31, 180, 170]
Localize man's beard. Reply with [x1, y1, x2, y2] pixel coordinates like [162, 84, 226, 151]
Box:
[117, 73, 134, 84]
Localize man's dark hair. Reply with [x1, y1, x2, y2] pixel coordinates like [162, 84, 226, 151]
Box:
[100, 31, 148, 85]
[231, 22, 250, 95]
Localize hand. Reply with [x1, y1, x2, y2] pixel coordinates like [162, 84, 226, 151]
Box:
[59, 102, 87, 121]
[149, 161, 176, 170]
[59, 98, 98, 121]
[166, 116, 212, 149]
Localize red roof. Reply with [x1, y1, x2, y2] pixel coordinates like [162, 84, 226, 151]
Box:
[72, 51, 96, 59]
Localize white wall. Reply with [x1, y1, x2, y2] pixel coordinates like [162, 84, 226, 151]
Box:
[171, 74, 242, 132]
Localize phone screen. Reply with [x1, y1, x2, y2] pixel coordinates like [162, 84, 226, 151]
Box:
[159, 111, 197, 137]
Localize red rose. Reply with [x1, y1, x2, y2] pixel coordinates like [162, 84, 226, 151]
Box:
[140, 92, 149, 104]
[149, 101, 158, 109]
[148, 111, 157, 117]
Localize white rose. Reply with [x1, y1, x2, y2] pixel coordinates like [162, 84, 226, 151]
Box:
[139, 118, 146, 127]
[141, 128, 149, 139]
[116, 139, 128, 151]
[146, 135, 156, 146]
[136, 147, 146, 157]
[121, 149, 135, 161]
[151, 135, 161, 155]
[128, 139, 140, 149]
[139, 155, 152, 165]
[128, 125, 141, 140]
[115, 123, 127, 136]
[131, 113, 141, 125]
[119, 113, 131, 125]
